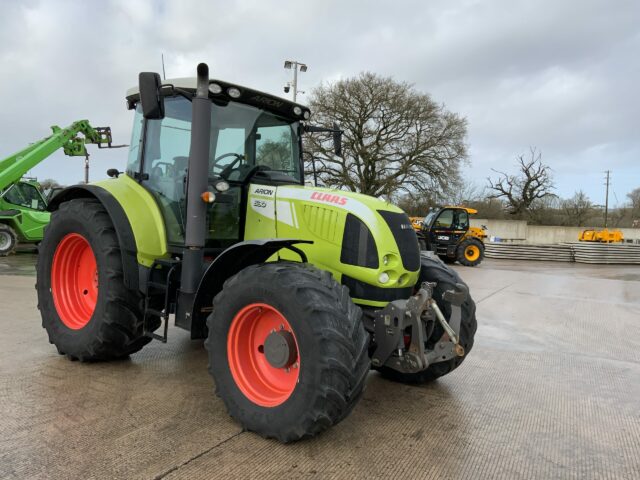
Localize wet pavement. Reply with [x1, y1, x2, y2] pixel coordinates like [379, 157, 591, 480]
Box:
[0, 255, 639, 479]
[0, 248, 37, 276]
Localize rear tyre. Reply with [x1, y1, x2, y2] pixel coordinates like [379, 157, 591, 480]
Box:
[0, 224, 17, 256]
[36, 199, 157, 361]
[206, 261, 370, 442]
[457, 238, 484, 266]
[378, 255, 477, 384]
[438, 254, 456, 264]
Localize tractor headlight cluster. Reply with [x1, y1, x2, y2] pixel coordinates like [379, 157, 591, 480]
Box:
[209, 83, 223, 94]
[292, 107, 310, 119]
[214, 180, 230, 192]
[227, 87, 241, 98]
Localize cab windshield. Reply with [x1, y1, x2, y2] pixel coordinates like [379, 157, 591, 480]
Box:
[423, 211, 438, 228]
[2, 182, 47, 211]
[130, 96, 302, 247]
[133, 96, 302, 184]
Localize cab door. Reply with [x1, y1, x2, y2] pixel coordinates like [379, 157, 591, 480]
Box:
[1, 182, 50, 241]
[138, 96, 244, 250]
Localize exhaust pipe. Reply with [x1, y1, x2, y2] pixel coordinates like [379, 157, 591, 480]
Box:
[177, 63, 211, 326]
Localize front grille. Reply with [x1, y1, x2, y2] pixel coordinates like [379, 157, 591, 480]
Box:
[340, 213, 379, 268]
[302, 204, 340, 243]
[377, 210, 421, 271]
[342, 274, 413, 302]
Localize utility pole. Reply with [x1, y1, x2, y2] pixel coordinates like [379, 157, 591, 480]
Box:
[161, 53, 166, 80]
[604, 170, 610, 228]
[283, 60, 308, 102]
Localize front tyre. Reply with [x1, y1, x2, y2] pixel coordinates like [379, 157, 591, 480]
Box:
[206, 262, 370, 442]
[378, 255, 477, 384]
[0, 224, 17, 256]
[457, 238, 484, 266]
[36, 199, 155, 361]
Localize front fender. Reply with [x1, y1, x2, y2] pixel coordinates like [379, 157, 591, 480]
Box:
[189, 239, 310, 338]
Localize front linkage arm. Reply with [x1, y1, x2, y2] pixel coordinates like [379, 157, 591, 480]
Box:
[371, 282, 468, 374]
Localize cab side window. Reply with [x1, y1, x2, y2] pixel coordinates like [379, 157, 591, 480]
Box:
[141, 97, 193, 245]
[434, 209, 453, 228]
[255, 125, 294, 174]
[126, 104, 144, 176]
[455, 211, 469, 230]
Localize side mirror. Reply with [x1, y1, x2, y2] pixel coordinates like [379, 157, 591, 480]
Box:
[138, 72, 165, 119]
[332, 122, 342, 157]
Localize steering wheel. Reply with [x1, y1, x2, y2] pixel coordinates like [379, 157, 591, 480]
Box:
[211, 153, 244, 179]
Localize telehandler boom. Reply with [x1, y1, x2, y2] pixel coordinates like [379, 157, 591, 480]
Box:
[0, 121, 115, 255]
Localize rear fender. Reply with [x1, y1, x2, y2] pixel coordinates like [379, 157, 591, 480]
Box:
[189, 239, 311, 338]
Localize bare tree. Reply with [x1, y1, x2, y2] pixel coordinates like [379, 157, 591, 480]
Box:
[561, 190, 592, 226]
[487, 148, 555, 216]
[441, 180, 483, 206]
[627, 187, 640, 211]
[39, 178, 61, 190]
[305, 72, 468, 198]
[395, 193, 436, 217]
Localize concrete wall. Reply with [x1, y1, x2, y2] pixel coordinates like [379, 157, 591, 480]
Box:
[472, 219, 528, 241]
[471, 218, 640, 244]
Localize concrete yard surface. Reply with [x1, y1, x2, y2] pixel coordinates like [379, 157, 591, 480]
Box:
[0, 254, 639, 479]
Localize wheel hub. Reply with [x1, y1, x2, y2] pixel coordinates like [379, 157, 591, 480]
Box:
[227, 303, 300, 407]
[0, 232, 10, 250]
[264, 330, 297, 369]
[51, 233, 98, 329]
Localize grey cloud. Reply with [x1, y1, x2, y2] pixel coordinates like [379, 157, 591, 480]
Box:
[0, 0, 637, 203]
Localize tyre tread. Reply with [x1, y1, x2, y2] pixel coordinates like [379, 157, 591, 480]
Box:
[206, 261, 370, 442]
[36, 198, 156, 361]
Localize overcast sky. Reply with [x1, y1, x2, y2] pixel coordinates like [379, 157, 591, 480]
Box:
[1, 0, 638, 205]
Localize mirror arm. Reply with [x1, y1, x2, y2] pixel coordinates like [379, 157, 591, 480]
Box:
[303, 124, 343, 158]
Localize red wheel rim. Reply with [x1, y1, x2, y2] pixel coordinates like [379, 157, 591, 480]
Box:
[227, 303, 300, 407]
[51, 233, 98, 329]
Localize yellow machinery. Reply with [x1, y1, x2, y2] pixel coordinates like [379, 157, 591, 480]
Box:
[417, 206, 487, 266]
[410, 216, 424, 231]
[579, 229, 624, 243]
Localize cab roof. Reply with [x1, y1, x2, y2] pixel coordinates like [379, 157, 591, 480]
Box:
[443, 206, 478, 215]
[126, 77, 310, 121]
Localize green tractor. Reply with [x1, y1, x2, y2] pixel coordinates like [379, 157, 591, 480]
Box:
[36, 64, 477, 442]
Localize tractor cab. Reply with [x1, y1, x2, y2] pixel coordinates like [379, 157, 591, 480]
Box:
[0, 179, 50, 255]
[124, 78, 307, 253]
[419, 206, 485, 266]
